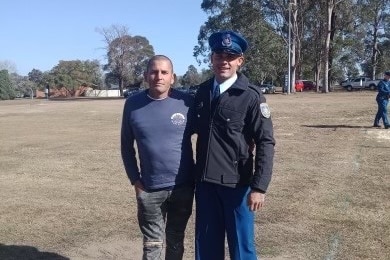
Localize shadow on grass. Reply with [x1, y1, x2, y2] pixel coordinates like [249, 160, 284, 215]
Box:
[302, 124, 373, 129]
[48, 96, 124, 101]
[0, 244, 69, 260]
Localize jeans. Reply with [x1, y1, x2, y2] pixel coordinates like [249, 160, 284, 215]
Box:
[136, 185, 194, 260]
[374, 97, 389, 126]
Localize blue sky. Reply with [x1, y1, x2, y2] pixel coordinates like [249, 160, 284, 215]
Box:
[0, 0, 209, 76]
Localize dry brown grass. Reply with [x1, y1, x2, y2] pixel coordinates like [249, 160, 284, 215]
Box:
[0, 92, 389, 260]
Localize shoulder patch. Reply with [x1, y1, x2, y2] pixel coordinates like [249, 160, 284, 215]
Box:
[260, 103, 271, 118]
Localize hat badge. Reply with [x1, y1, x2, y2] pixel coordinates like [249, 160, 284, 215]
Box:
[221, 33, 232, 47]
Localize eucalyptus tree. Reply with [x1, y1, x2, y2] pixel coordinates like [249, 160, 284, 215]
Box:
[296, 0, 344, 88]
[199, 68, 214, 82]
[262, 0, 299, 91]
[319, 0, 390, 88]
[298, 1, 324, 85]
[181, 65, 202, 86]
[322, 0, 338, 92]
[357, 0, 390, 79]
[319, 0, 389, 91]
[195, 0, 286, 85]
[98, 25, 154, 95]
[196, 0, 390, 92]
[264, 0, 348, 92]
[376, 37, 390, 71]
[326, 0, 361, 82]
[263, 0, 362, 91]
[289, 0, 298, 91]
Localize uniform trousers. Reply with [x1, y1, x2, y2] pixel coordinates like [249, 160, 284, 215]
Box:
[374, 97, 389, 127]
[195, 182, 257, 260]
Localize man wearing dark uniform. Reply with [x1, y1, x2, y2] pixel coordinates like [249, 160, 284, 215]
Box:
[193, 30, 275, 260]
[373, 71, 390, 129]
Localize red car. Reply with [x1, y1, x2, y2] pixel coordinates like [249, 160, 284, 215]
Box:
[295, 80, 304, 92]
[295, 80, 316, 92]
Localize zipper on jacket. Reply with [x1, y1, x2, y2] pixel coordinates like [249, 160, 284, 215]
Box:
[202, 93, 221, 181]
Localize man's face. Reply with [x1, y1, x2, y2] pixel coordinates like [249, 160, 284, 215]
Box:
[144, 59, 175, 98]
[211, 52, 244, 83]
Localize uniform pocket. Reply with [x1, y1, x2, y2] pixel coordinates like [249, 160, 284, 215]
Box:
[214, 107, 244, 131]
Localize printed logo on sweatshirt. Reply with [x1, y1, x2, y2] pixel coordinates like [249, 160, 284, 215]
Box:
[171, 113, 186, 125]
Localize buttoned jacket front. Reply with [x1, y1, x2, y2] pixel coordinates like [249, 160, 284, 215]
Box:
[193, 73, 275, 192]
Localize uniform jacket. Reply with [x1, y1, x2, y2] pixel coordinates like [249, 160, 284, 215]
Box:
[194, 73, 275, 192]
[376, 79, 390, 100]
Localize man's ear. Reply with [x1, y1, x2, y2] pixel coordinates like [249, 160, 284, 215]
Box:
[172, 73, 177, 85]
[238, 55, 245, 66]
[235, 56, 244, 70]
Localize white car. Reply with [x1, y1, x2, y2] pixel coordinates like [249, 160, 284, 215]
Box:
[260, 84, 276, 94]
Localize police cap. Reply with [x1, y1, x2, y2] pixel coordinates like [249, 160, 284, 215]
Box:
[208, 30, 248, 55]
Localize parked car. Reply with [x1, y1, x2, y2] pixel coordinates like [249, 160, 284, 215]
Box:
[294, 80, 304, 92]
[295, 80, 316, 92]
[259, 84, 276, 94]
[341, 77, 380, 91]
[302, 80, 316, 90]
[175, 86, 189, 93]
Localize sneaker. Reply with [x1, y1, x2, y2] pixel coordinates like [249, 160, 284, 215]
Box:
[373, 124, 381, 128]
[385, 125, 389, 129]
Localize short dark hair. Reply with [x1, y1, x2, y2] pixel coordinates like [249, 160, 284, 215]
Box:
[146, 55, 173, 73]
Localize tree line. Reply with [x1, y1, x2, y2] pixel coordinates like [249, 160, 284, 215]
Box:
[1, 0, 390, 100]
[194, 0, 390, 92]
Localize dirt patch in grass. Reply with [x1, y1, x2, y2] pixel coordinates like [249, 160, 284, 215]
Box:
[0, 92, 389, 259]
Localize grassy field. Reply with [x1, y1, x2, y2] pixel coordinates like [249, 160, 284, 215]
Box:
[0, 91, 389, 260]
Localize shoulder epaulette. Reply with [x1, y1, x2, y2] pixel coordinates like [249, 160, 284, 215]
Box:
[248, 84, 261, 98]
